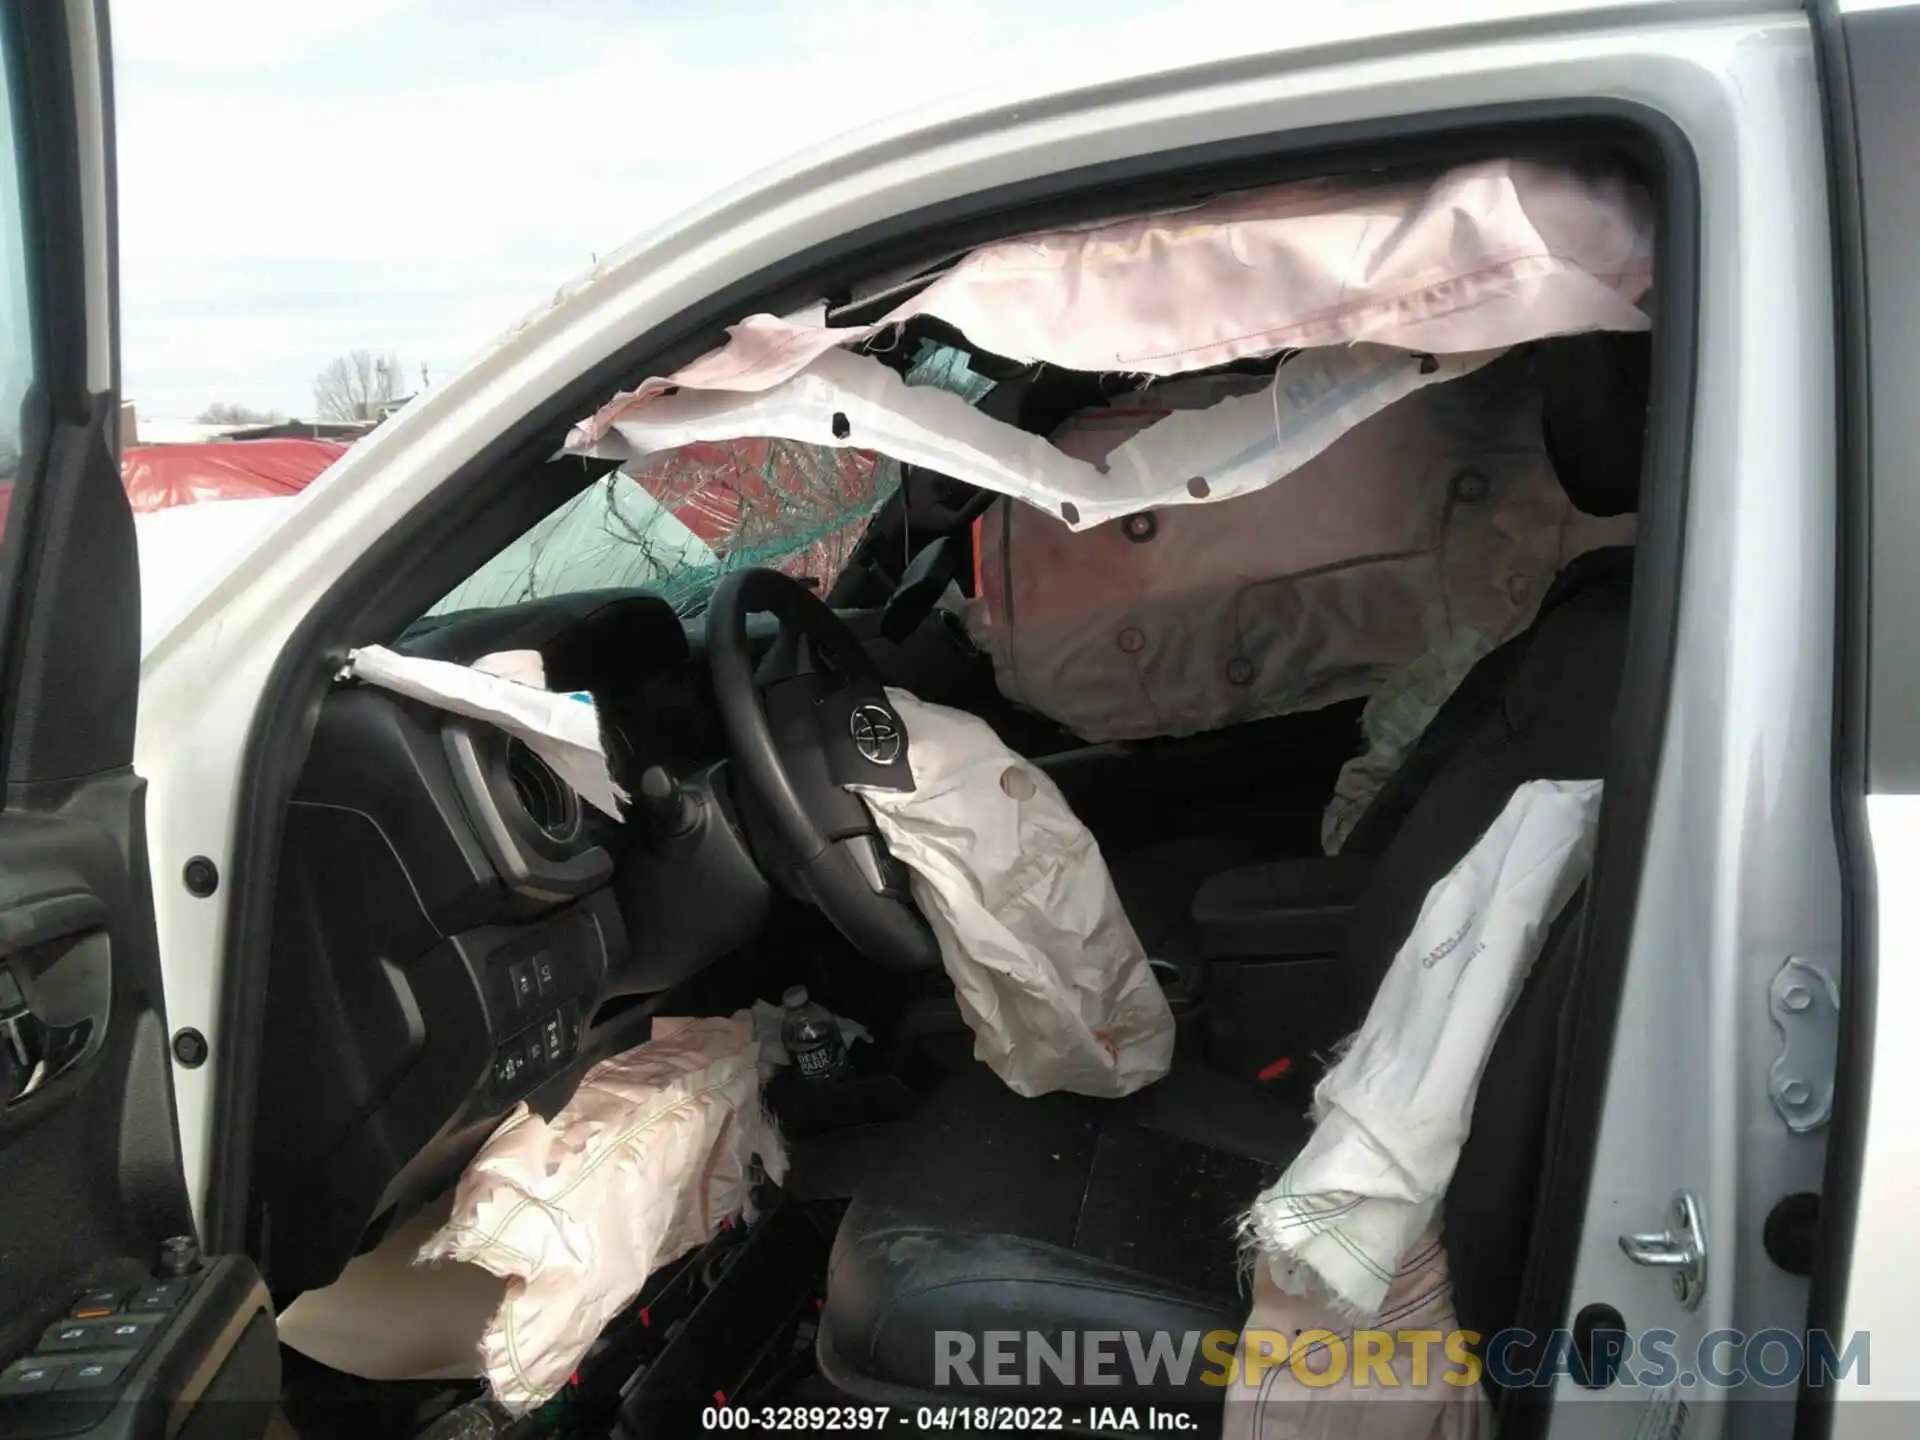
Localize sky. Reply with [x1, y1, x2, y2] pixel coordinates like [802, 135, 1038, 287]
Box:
[112, 0, 1308, 425]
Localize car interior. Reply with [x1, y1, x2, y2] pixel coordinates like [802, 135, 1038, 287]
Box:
[233, 129, 1676, 1440]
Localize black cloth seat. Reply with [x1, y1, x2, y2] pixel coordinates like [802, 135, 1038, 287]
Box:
[1107, 546, 1633, 974]
[819, 551, 1636, 1410]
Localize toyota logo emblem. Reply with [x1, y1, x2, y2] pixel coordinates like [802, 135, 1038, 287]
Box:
[849, 703, 902, 765]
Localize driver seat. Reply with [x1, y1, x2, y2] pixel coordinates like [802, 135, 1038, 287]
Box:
[816, 545, 1634, 1411]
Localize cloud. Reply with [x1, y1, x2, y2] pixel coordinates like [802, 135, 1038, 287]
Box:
[111, 0, 423, 73]
[113, 0, 1291, 420]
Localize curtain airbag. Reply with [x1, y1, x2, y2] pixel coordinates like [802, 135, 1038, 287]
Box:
[572, 159, 1651, 419]
[566, 160, 1651, 532]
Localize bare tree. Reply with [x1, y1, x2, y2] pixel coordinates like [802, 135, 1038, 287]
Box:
[195, 401, 283, 426]
[312, 350, 405, 422]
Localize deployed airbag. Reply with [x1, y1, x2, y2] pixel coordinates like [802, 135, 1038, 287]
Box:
[417, 1015, 784, 1414]
[970, 359, 1636, 740]
[274, 1197, 500, 1383]
[849, 689, 1174, 1098]
[576, 341, 1497, 533]
[1241, 778, 1602, 1316]
[344, 644, 626, 819]
[567, 160, 1651, 531]
[574, 159, 1651, 414]
[1221, 1222, 1489, 1440]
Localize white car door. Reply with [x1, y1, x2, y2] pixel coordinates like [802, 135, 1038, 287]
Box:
[1814, 0, 1920, 1430]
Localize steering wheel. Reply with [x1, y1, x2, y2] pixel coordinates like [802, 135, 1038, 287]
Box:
[706, 567, 941, 971]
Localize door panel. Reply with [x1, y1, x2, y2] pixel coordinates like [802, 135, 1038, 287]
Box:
[0, 3, 276, 1434]
[0, 778, 188, 1361]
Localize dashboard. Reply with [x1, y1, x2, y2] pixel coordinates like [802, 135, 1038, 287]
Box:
[250, 591, 774, 1296]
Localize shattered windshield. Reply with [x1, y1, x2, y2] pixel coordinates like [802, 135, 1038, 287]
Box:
[424, 341, 989, 622]
[426, 439, 900, 620]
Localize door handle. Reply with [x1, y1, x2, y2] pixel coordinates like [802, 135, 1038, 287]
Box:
[1619, 1189, 1708, 1309]
[0, 889, 113, 1109]
[0, 890, 109, 953]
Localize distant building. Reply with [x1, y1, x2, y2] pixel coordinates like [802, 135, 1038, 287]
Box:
[130, 417, 253, 446]
[119, 405, 376, 447]
[223, 419, 375, 442]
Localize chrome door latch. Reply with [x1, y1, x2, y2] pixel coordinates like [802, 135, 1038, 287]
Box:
[1619, 1190, 1708, 1310]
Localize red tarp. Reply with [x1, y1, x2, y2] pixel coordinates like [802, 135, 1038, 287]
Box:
[121, 439, 345, 513]
[0, 440, 341, 554]
[623, 439, 887, 591]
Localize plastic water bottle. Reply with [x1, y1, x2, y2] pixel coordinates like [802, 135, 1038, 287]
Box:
[781, 986, 849, 1083]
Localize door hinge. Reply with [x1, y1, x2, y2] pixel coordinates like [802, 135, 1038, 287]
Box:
[1768, 953, 1840, 1132]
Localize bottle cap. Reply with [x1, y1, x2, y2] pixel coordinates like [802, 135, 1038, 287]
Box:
[782, 985, 809, 1009]
[158, 1234, 201, 1277]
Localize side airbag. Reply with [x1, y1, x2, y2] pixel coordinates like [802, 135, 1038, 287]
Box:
[1241, 779, 1602, 1316]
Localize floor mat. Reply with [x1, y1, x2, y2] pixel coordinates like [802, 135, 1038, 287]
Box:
[1072, 1123, 1278, 1301]
[277, 1345, 483, 1439]
[783, 1122, 913, 1200]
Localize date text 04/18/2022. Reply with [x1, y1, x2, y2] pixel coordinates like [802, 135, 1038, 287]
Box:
[700, 1403, 1201, 1431]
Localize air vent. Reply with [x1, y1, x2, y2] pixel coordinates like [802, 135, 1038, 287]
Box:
[505, 739, 581, 845]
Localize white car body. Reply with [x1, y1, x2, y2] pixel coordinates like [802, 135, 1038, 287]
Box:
[106, 0, 1910, 1426]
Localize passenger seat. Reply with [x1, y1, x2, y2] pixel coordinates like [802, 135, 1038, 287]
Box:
[1342, 331, 1649, 857]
